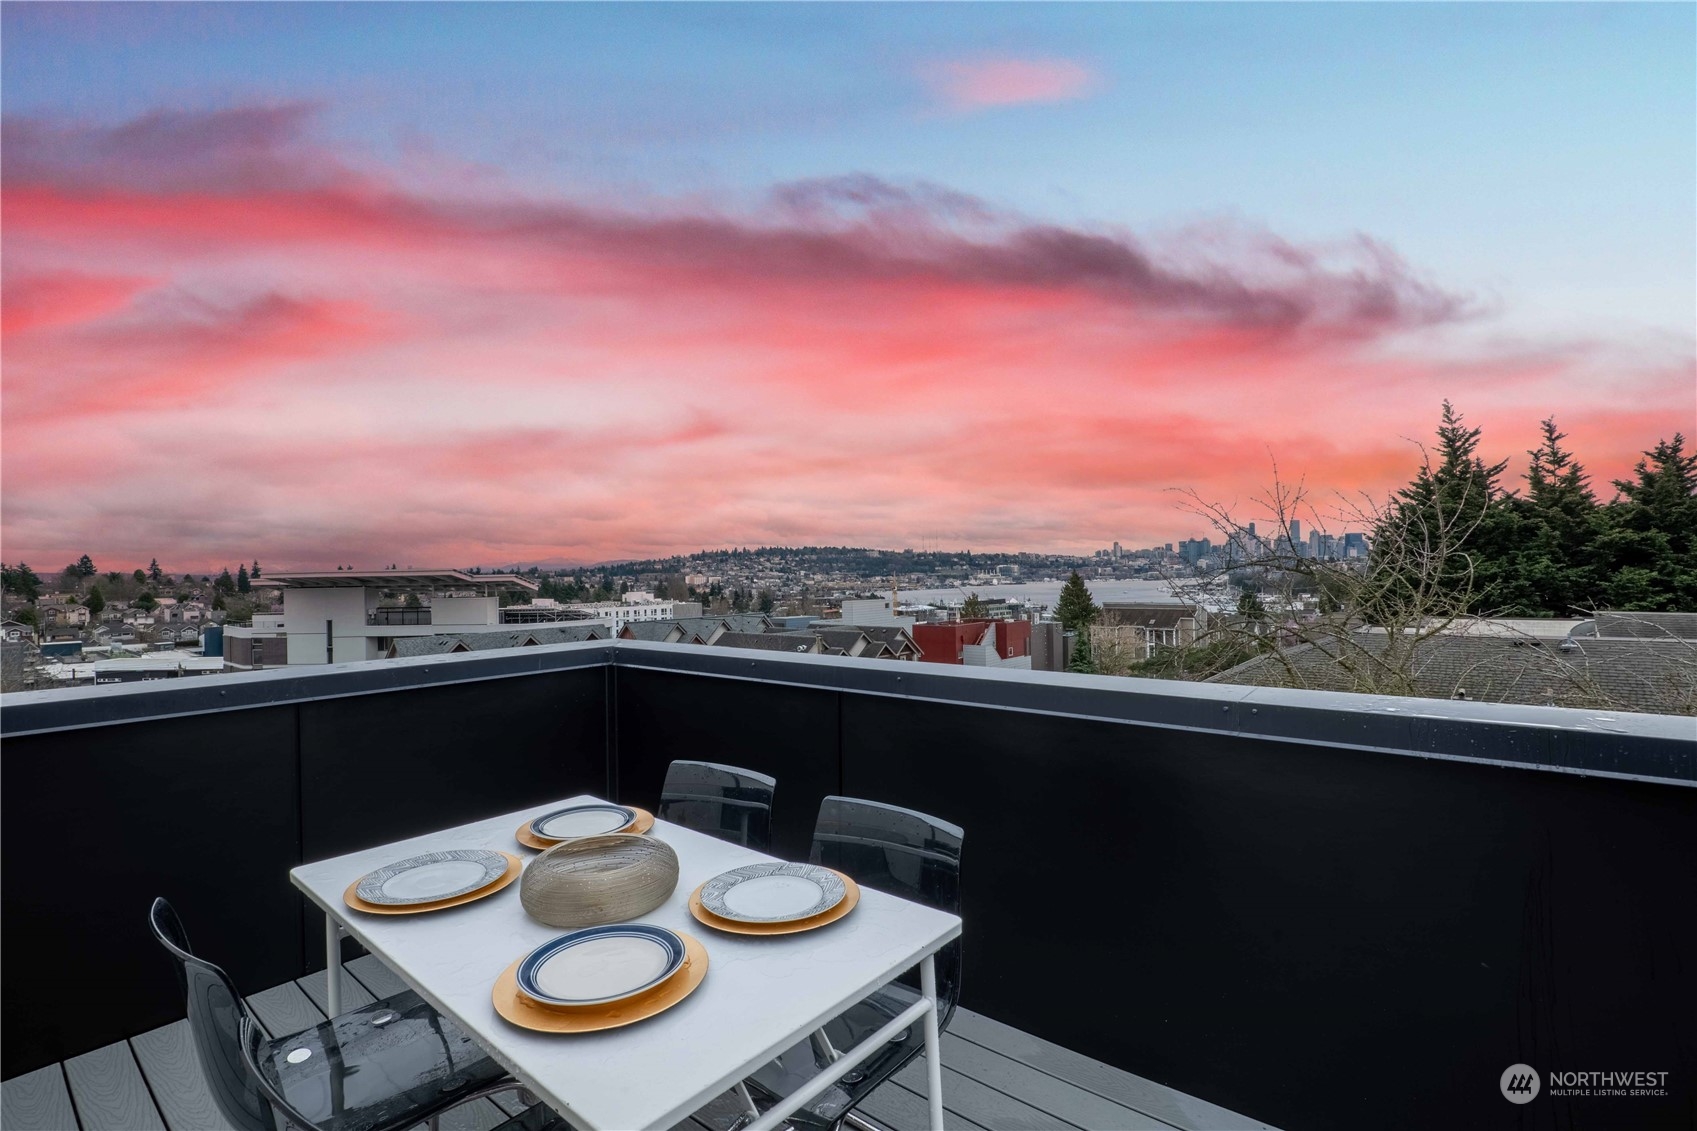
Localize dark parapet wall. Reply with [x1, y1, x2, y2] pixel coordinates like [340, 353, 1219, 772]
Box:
[3, 640, 1692, 1128]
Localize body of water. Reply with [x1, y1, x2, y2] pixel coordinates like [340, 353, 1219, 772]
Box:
[890, 578, 1181, 609]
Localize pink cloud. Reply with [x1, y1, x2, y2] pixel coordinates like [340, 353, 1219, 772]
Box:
[921, 56, 1098, 112]
[0, 104, 1688, 572]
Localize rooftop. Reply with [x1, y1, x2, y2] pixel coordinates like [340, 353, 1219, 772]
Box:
[2, 640, 1691, 1129]
[256, 569, 539, 592]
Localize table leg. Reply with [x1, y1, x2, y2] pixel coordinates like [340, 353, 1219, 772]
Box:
[325, 915, 343, 1017]
[921, 954, 943, 1130]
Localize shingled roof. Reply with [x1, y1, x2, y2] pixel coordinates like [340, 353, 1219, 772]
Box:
[1593, 611, 1697, 641]
[1208, 632, 1697, 714]
[711, 631, 822, 654]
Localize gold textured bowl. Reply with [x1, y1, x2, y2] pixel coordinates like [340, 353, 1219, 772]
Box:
[519, 833, 680, 928]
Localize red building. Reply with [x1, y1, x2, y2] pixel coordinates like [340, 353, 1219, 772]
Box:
[913, 619, 1032, 667]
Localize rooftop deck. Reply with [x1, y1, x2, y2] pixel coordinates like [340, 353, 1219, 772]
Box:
[3, 640, 1692, 1129]
[1, 954, 1274, 1131]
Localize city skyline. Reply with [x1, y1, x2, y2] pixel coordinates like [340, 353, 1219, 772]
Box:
[3, 3, 1692, 571]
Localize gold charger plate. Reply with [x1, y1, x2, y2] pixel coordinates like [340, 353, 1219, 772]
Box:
[344, 852, 523, 916]
[516, 806, 653, 851]
[492, 929, 709, 1033]
[687, 869, 860, 936]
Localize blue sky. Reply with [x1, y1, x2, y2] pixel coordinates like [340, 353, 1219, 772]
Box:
[7, 2, 1692, 342]
[4, 3, 1692, 566]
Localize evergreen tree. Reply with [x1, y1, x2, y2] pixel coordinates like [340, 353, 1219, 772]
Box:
[251, 560, 262, 579]
[85, 586, 106, 617]
[215, 568, 236, 594]
[1067, 628, 1098, 674]
[237, 564, 251, 593]
[134, 569, 147, 583]
[1377, 402, 1515, 613]
[1597, 434, 1697, 610]
[1510, 418, 1603, 615]
[961, 592, 986, 619]
[148, 558, 163, 584]
[76, 554, 96, 577]
[2, 562, 42, 601]
[134, 591, 158, 611]
[1055, 571, 1099, 632]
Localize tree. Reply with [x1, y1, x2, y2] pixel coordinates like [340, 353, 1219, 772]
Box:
[13, 605, 38, 627]
[215, 568, 236, 594]
[251, 560, 262, 579]
[1054, 571, 1099, 633]
[2, 562, 42, 601]
[1067, 629, 1098, 674]
[961, 592, 987, 620]
[1376, 401, 1512, 613]
[148, 558, 163, 584]
[1597, 434, 1697, 611]
[76, 554, 96, 577]
[84, 586, 106, 617]
[134, 568, 147, 584]
[757, 588, 776, 615]
[134, 591, 158, 611]
[236, 564, 251, 593]
[1236, 590, 1266, 619]
[1505, 417, 1603, 615]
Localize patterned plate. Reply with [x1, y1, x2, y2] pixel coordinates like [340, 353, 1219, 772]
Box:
[699, 862, 847, 923]
[529, 803, 638, 842]
[516, 924, 687, 1007]
[355, 849, 510, 906]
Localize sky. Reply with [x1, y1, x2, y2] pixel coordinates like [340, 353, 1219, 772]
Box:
[3, 3, 1693, 572]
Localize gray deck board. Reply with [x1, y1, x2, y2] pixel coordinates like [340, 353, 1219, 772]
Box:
[858, 1077, 990, 1131]
[894, 1060, 1076, 1131]
[295, 968, 378, 1015]
[63, 1041, 166, 1131]
[346, 953, 410, 998]
[1, 1063, 79, 1131]
[129, 1020, 233, 1131]
[12, 975, 1277, 1131]
[244, 981, 323, 1040]
[936, 1032, 1175, 1130]
[949, 1009, 1275, 1130]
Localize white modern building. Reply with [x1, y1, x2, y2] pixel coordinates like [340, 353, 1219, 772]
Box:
[555, 594, 704, 636]
[224, 570, 539, 669]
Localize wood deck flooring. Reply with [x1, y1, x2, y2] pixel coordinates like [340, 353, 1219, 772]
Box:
[2, 957, 1276, 1131]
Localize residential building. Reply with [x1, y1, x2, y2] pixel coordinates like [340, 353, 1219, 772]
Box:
[710, 631, 824, 654]
[913, 619, 1032, 668]
[1094, 603, 1209, 659]
[38, 603, 91, 628]
[226, 569, 539, 670]
[555, 597, 704, 635]
[837, 597, 917, 631]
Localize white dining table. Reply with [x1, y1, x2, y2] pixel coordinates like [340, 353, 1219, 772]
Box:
[290, 795, 961, 1131]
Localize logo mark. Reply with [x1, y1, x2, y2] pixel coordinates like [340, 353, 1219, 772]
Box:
[1501, 1064, 1540, 1104]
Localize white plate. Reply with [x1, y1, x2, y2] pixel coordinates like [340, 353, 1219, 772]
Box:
[516, 925, 688, 1006]
[699, 862, 847, 923]
[355, 849, 509, 906]
[530, 803, 637, 841]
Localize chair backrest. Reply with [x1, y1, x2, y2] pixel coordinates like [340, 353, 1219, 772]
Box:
[148, 898, 280, 1131]
[809, 796, 964, 1023]
[657, 760, 777, 850]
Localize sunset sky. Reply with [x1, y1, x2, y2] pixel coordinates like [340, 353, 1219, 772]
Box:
[3, 3, 1692, 572]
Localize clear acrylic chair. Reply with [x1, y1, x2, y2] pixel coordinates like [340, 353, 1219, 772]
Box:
[745, 796, 964, 1130]
[657, 760, 777, 851]
[150, 897, 523, 1131]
